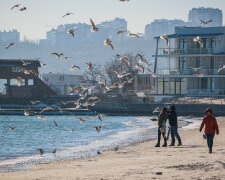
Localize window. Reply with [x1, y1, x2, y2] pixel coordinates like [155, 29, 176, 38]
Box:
[10, 78, 25, 86]
[157, 78, 163, 94]
[179, 57, 187, 70]
[59, 76, 64, 81]
[164, 78, 169, 94]
[181, 78, 187, 94]
[179, 39, 187, 49]
[12, 67, 22, 72]
[0, 79, 7, 95]
[212, 38, 216, 48]
[201, 78, 207, 90]
[28, 79, 34, 86]
[170, 79, 175, 94]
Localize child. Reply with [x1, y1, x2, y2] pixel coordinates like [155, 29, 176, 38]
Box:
[155, 107, 167, 147]
[200, 108, 219, 153]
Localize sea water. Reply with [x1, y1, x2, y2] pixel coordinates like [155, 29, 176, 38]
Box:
[0, 115, 202, 172]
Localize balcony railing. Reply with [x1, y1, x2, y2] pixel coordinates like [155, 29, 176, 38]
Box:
[186, 89, 225, 96]
[156, 68, 225, 76]
[158, 48, 214, 56]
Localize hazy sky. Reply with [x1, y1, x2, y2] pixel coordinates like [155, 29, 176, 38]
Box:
[1, 0, 225, 40]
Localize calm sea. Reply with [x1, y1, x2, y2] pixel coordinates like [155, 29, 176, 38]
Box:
[0, 115, 201, 172]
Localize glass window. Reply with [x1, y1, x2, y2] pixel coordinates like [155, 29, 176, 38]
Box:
[10, 79, 18, 86]
[212, 38, 216, 48]
[12, 67, 22, 72]
[0, 79, 7, 95]
[28, 79, 34, 86]
[157, 78, 163, 94]
[164, 78, 169, 94]
[170, 81, 175, 94]
[181, 78, 187, 94]
[59, 76, 64, 81]
[175, 78, 181, 94]
[10, 78, 25, 86]
[179, 39, 187, 49]
[201, 78, 207, 89]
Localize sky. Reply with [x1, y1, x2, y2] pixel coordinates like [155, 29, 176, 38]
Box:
[1, 0, 225, 41]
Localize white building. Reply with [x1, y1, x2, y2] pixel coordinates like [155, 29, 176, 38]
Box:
[41, 73, 84, 96]
[152, 26, 225, 96]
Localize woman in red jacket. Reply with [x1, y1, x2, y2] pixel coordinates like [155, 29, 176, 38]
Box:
[200, 108, 219, 153]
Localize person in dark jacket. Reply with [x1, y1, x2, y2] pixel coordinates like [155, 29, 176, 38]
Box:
[168, 105, 182, 146]
[200, 108, 219, 153]
[155, 107, 167, 147]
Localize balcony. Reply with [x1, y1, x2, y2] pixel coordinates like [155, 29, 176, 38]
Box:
[158, 48, 214, 56]
[157, 68, 225, 76]
[186, 89, 225, 96]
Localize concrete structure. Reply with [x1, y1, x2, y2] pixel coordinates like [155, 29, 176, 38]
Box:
[0, 59, 55, 98]
[188, 7, 223, 27]
[42, 73, 84, 96]
[152, 26, 225, 96]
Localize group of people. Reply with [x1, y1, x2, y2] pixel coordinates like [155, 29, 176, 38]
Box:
[155, 105, 182, 147]
[155, 106, 219, 153]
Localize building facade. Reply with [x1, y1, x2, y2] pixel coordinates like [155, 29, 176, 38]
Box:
[41, 73, 84, 96]
[153, 26, 225, 96]
[0, 59, 55, 98]
[188, 7, 223, 27]
[0, 30, 20, 43]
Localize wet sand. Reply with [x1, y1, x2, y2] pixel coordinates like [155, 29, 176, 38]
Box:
[1, 117, 225, 180]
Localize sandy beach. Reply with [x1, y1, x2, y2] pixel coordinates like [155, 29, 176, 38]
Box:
[1, 117, 225, 180]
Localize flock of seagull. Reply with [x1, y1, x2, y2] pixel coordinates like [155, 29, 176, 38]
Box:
[3, 2, 225, 155]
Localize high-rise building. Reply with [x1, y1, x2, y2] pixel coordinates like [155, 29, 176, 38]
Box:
[188, 7, 223, 27]
[0, 30, 20, 43]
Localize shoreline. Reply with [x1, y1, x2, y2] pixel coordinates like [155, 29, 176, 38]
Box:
[0, 117, 215, 179]
[0, 117, 197, 173]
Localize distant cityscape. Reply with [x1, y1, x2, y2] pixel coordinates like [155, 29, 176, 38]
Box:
[0, 7, 223, 74]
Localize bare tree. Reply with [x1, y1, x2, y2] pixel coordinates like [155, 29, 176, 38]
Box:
[83, 63, 102, 85]
[104, 53, 138, 85]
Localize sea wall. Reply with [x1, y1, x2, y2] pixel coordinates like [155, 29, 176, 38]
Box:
[91, 103, 225, 116]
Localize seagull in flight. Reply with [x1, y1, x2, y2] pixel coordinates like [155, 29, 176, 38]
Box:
[6, 42, 14, 50]
[104, 38, 114, 50]
[193, 36, 203, 47]
[117, 30, 127, 34]
[160, 34, 169, 46]
[190, 67, 201, 71]
[67, 28, 77, 37]
[19, 7, 27, 11]
[90, 18, 99, 32]
[62, 13, 74, 18]
[51, 52, 64, 59]
[113, 71, 130, 78]
[86, 62, 93, 70]
[200, 19, 213, 25]
[10, 4, 20, 10]
[70, 65, 80, 70]
[218, 65, 225, 72]
[128, 33, 139, 38]
[135, 63, 145, 74]
[94, 125, 105, 133]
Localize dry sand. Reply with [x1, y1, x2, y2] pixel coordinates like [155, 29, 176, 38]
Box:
[1, 117, 225, 180]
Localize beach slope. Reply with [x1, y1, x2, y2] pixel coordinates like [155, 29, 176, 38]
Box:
[1, 117, 225, 180]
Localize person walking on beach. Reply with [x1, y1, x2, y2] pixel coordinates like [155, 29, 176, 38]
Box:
[155, 107, 167, 147]
[200, 108, 219, 153]
[168, 105, 182, 146]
